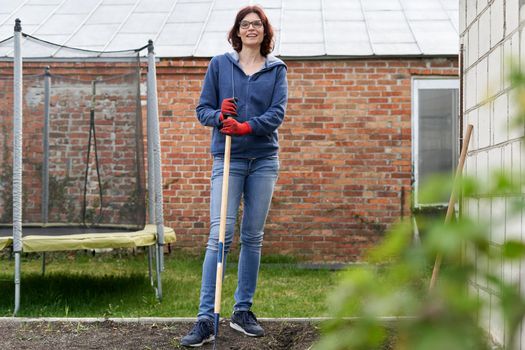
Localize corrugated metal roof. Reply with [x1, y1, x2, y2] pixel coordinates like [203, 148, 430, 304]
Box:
[0, 0, 459, 58]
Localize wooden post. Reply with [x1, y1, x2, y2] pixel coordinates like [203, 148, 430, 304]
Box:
[429, 124, 474, 291]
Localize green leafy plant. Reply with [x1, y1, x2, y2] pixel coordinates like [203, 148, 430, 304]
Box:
[315, 175, 525, 350]
[315, 67, 525, 350]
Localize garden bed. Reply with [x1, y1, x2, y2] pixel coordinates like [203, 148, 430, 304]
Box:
[0, 319, 320, 349]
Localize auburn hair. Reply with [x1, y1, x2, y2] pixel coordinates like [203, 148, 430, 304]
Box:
[228, 6, 274, 57]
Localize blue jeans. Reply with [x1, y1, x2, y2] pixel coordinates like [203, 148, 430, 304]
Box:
[197, 155, 279, 320]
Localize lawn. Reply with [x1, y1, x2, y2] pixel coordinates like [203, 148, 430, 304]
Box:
[0, 249, 340, 318]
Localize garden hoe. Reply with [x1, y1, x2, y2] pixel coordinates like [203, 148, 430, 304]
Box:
[213, 125, 232, 350]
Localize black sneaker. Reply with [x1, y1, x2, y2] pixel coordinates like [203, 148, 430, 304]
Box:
[229, 310, 265, 337]
[180, 318, 215, 347]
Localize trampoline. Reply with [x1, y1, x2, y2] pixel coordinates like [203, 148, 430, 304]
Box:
[1, 20, 173, 315]
[0, 235, 10, 250]
[0, 225, 175, 252]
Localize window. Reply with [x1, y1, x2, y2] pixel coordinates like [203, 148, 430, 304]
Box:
[412, 78, 459, 207]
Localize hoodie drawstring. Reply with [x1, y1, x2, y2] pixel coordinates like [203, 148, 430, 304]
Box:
[231, 62, 235, 99]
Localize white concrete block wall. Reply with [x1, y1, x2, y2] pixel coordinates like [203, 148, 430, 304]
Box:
[488, 147, 502, 172]
[466, 0, 476, 24]
[512, 141, 522, 185]
[477, 150, 489, 186]
[504, 38, 513, 90]
[491, 197, 505, 244]
[479, 11, 491, 55]
[466, 68, 477, 109]
[468, 109, 479, 149]
[477, 58, 488, 102]
[478, 103, 490, 148]
[509, 89, 522, 140]
[479, 288, 491, 331]
[468, 22, 479, 66]
[493, 92, 508, 144]
[504, 143, 513, 177]
[488, 46, 502, 95]
[490, 0, 504, 47]
[506, 0, 519, 34]
[461, 0, 525, 347]
[491, 294, 505, 345]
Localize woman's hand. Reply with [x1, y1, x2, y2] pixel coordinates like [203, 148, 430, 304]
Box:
[220, 118, 252, 136]
[220, 98, 238, 121]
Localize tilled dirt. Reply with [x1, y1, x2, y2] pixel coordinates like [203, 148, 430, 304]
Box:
[0, 319, 319, 350]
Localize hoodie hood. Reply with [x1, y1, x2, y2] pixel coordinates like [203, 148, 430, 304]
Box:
[225, 51, 287, 72]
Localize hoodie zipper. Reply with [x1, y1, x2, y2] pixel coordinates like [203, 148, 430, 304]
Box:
[230, 58, 277, 156]
[231, 62, 252, 154]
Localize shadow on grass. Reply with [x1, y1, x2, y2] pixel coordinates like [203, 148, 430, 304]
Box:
[0, 272, 153, 317]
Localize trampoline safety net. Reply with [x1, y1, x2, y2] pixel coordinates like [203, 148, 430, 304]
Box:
[0, 34, 146, 230]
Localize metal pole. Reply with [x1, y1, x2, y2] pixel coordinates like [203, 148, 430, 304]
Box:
[146, 69, 155, 227]
[146, 47, 157, 294]
[41, 252, 46, 276]
[155, 243, 162, 301]
[42, 67, 50, 225]
[147, 40, 165, 300]
[13, 18, 23, 316]
[148, 245, 154, 286]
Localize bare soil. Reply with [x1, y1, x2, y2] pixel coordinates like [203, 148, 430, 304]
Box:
[0, 319, 319, 350]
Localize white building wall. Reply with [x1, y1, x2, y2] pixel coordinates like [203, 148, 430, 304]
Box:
[460, 0, 524, 347]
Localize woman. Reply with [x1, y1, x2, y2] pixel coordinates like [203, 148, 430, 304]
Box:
[180, 5, 288, 348]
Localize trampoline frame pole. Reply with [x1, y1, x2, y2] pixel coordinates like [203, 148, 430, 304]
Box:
[146, 54, 156, 232]
[147, 40, 165, 300]
[40, 67, 51, 279]
[42, 67, 50, 225]
[146, 43, 157, 292]
[14, 252, 20, 314]
[42, 252, 46, 276]
[13, 19, 23, 316]
[147, 245, 154, 286]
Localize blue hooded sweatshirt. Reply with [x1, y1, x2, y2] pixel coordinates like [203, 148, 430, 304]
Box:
[196, 51, 288, 158]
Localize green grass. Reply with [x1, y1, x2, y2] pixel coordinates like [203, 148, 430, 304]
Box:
[0, 250, 340, 318]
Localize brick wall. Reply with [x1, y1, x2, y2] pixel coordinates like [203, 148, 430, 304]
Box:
[156, 57, 458, 262]
[0, 57, 458, 262]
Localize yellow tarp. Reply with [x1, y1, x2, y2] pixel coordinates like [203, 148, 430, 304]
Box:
[0, 225, 175, 252]
[0, 237, 12, 250]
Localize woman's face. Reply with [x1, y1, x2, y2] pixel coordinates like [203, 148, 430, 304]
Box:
[237, 12, 264, 49]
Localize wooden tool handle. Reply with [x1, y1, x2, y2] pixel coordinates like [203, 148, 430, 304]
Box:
[429, 124, 474, 291]
[214, 134, 231, 313]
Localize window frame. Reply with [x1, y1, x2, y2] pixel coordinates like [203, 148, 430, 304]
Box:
[411, 77, 460, 208]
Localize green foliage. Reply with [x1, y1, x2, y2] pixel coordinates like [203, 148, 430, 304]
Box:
[315, 194, 525, 349]
[417, 173, 454, 205]
[316, 65, 525, 349]
[509, 65, 525, 128]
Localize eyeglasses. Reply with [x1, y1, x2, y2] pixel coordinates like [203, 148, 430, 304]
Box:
[239, 20, 263, 29]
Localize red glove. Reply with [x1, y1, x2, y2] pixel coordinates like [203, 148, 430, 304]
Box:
[220, 118, 252, 136]
[220, 98, 237, 121]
